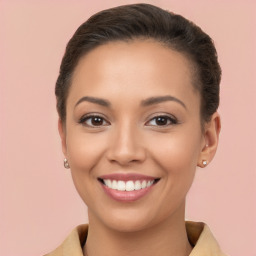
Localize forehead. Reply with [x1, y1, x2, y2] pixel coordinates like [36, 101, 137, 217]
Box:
[69, 39, 199, 107]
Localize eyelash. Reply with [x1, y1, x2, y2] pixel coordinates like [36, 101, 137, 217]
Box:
[79, 114, 110, 128]
[146, 115, 178, 127]
[79, 114, 178, 128]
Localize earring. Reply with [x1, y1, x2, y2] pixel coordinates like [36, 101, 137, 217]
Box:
[202, 160, 207, 167]
[64, 158, 70, 169]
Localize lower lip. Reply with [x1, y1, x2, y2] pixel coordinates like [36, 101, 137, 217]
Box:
[101, 182, 156, 202]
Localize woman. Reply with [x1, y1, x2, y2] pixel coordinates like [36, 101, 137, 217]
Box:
[46, 3, 226, 256]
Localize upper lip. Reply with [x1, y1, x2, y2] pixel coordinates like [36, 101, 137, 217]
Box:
[98, 173, 160, 181]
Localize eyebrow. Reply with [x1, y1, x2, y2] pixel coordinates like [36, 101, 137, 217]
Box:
[75, 96, 111, 108]
[141, 95, 187, 109]
[75, 95, 186, 109]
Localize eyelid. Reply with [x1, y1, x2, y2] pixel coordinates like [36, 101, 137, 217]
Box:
[145, 113, 178, 126]
[78, 112, 178, 128]
[79, 113, 110, 127]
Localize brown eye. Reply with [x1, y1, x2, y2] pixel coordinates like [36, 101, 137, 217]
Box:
[146, 115, 177, 126]
[79, 115, 109, 127]
[155, 116, 169, 125]
[91, 116, 104, 126]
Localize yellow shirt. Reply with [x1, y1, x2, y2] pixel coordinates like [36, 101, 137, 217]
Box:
[45, 221, 227, 256]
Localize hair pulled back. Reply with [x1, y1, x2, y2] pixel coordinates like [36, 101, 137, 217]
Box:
[55, 3, 221, 123]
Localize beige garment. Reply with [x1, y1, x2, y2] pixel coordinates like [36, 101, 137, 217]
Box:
[45, 221, 227, 256]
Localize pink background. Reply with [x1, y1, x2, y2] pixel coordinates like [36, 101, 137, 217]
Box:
[1, 0, 255, 255]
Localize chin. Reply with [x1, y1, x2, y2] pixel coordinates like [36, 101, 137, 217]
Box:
[90, 206, 168, 233]
[105, 216, 152, 233]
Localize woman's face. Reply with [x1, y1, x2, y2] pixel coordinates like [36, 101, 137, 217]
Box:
[60, 39, 207, 232]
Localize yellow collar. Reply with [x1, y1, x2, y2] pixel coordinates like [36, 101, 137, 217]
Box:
[45, 221, 227, 256]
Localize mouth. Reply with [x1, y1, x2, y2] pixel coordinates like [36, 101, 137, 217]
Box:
[98, 178, 160, 191]
[97, 173, 160, 202]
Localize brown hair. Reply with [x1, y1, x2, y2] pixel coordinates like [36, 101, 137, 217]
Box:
[55, 3, 221, 123]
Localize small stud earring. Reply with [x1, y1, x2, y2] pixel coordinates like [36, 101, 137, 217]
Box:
[64, 158, 70, 169]
[202, 160, 207, 167]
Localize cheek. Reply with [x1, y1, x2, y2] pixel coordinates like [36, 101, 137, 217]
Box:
[150, 130, 201, 169]
[66, 129, 106, 171]
[148, 130, 202, 215]
[148, 128, 202, 196]
[64, 128, 108, 201]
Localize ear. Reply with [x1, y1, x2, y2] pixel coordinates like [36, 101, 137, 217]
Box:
[197, 112, 221, 168]
[58, 118, 67, 157]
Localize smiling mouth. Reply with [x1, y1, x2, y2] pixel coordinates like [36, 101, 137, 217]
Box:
[98, 178, 160, 191]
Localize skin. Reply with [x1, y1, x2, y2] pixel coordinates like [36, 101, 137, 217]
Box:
[58, 39, 221, 256]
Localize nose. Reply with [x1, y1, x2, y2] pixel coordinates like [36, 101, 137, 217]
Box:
[106, 122, 146, 166]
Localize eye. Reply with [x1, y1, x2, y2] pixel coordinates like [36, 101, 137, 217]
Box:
[79, 114, 110, 127]
[146, 115, 177, 126]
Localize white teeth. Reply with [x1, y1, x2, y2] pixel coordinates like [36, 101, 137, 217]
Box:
[125, 181, 134, 191]
[112, 180, 118, 189]
[141, 180, 147, 189]
[105, 179, 111, 187]
[134, 180, 142, 190]
[117, 181, 126, 191]
[103, 179, 155, 191]
[147, 180, 154, 187]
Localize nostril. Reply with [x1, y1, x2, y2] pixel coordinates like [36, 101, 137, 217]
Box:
[106, 149, 147, 166]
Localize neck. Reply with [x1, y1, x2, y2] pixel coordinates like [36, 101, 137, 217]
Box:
[83, 203, 192, 256]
